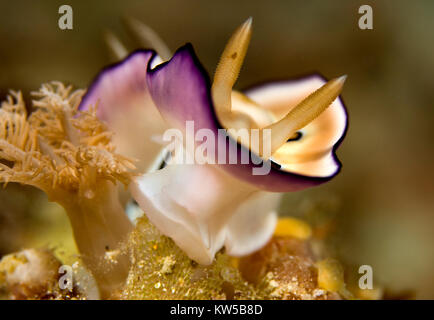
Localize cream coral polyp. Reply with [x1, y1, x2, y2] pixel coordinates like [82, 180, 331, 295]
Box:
[0, 83, 134, 298]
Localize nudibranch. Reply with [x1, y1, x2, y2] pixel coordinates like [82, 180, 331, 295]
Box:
[80, 18, 347, 265]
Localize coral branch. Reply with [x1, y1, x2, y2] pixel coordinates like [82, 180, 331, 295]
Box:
[0, 82, 136, 298]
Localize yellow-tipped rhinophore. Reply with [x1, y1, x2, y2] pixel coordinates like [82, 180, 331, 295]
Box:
[123, 16, 172, 61]
[104, 31, 129, 60]
[265, 75, 347, 155]
[212, 17, 252, 118]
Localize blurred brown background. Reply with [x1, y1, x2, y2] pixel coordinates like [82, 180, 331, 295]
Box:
[0, 0, 433, 298]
